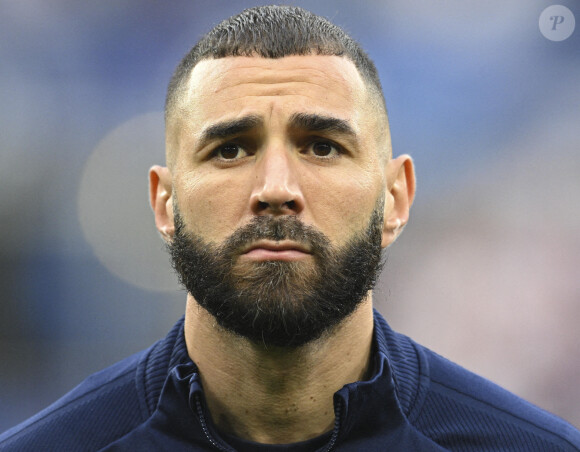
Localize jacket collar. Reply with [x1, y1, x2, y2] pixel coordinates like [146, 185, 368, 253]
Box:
[130, 309, 436, 451]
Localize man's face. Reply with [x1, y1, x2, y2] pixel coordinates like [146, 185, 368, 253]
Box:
[169, 55, 389, 251]
[164, 55, 395, 346]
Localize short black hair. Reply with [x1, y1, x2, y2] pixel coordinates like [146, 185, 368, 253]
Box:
[165, 5, 386, 123]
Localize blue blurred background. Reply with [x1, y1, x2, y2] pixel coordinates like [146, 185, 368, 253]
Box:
[1, 0, 579, 430]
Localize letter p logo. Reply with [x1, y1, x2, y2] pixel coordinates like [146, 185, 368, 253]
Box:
[540, 5, 575, 41]
[550, 15, 565, 30]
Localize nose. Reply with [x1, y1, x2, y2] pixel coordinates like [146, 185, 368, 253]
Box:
[249, 144, 305, 215]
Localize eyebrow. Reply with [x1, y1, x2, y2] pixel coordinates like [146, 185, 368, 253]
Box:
[196, 112, 357, 149]
[288, 113, 357, 137]
[198, 115, 263, 146]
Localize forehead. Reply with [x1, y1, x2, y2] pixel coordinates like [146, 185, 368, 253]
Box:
[178, 55, 371, 131]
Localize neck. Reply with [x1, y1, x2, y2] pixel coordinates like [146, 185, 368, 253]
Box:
[184, 295, 375, 444]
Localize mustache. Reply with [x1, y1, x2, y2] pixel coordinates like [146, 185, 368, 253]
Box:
[221, 215, 331, 256]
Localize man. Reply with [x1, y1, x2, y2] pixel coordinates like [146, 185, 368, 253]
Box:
[1, 5, 579, 451]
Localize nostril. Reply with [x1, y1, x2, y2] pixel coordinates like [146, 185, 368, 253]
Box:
[285, 200, 296, 210]
[255, 199, 297, 213]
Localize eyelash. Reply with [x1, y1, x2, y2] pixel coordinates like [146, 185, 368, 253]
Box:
[302, 140, 343, 159]
[211, 143, 249, 161]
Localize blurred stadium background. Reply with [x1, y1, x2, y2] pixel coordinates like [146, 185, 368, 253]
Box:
[1, 0, 579, 430]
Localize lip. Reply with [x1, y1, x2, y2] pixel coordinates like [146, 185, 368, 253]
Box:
[241, 240, 311, 261]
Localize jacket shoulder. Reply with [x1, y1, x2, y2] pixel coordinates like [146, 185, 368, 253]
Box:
[0, 349, 149, 451]
[414, 345, 580, 451]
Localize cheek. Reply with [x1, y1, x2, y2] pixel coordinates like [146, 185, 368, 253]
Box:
[305, 168, 383, 244]
[175, 171, 249, 241]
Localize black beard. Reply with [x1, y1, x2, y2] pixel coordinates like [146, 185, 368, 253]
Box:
[168, 204, 384, 348]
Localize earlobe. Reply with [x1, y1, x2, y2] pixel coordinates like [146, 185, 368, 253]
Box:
[381, 155, 416, 248]
[149, 165, 175, 241]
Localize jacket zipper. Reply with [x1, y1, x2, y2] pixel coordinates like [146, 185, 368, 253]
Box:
[323, 398, 342, 452]
[195, 393, 231, 452]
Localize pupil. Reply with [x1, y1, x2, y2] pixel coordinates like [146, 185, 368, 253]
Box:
[221, 145, 238, 159]
[313, 142, 331, 156]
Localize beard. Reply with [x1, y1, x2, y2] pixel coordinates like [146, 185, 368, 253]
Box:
[168, 202, 385, 348]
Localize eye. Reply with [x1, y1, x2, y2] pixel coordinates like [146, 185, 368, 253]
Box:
[306, 141, 341, 158]
[213, 143, 248, 160]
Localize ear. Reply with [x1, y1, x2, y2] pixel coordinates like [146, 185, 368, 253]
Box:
[382, 155, 415, 248]
[149, 165, 175, 241]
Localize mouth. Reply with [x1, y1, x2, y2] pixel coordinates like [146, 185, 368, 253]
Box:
[240, 240, 312, 262]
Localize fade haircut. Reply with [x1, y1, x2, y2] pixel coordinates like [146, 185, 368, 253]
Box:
[164, 5, 388, 125]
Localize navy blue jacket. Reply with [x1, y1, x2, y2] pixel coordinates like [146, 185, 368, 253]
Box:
[1, 310, 579, 451]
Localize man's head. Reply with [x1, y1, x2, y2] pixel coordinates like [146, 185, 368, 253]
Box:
[150, 5, 415, 347]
